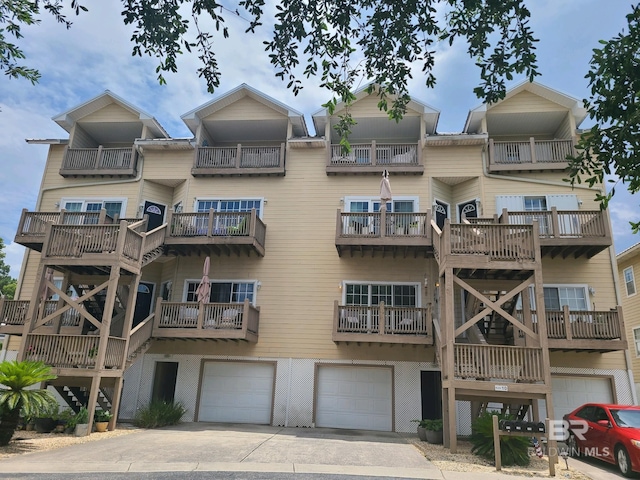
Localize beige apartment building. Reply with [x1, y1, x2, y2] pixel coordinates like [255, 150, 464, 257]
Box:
[618, 243, 640, 400]
[1, 81, 634, 450]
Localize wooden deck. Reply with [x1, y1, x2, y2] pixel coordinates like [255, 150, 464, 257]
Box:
[164, 209, 266, 257]
[326, 142, 424, 175]
[335, 210, 432, 257]
[191, 144, 285, 176]
[452, 343, 544, 382]
[152, 299, 259, 342]
[0, 299, 83, 335]
[332, 301, 432, 345]
[59, 146, 138, 177]
[521, 306, 627, 352]
[488, 138, 574, 172]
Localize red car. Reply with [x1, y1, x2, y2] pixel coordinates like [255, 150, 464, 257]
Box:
[564, 403, 640, 477]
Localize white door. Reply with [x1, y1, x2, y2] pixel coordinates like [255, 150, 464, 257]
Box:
[198, 362, 274, 424]
[540, 376, 613, 421]
[315, 366, 393, 431]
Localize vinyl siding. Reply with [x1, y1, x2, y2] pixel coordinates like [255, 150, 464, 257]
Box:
[619, 252, 640, 381]
[81, 103, 140, 123]
[70, 124, 99, 148]
[490, 91, 566, 114]
[208, 96, 284, 121]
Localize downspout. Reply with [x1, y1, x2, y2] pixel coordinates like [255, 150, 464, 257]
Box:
[481, 147, 638, 404]
[15, 152, 146, 298]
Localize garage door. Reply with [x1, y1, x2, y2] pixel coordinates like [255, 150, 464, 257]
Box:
[198, 362, 274, 424]
[316, 366, 393, 431]
[540, 376, 614, 421]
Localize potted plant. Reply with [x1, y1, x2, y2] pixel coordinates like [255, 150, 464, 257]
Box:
[34, 402, 59, 434]
[412, 419, 429, 441]
[74, 407, 90, 437]
[94, 409, 113, 432]
[423, 418, 444, 444]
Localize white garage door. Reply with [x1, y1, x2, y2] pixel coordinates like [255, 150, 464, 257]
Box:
[540, 376, 613, 421]
[316, 366, 393, 431]
[198, 362, 274, 424]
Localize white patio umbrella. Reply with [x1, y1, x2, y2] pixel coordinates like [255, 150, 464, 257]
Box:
[195, 256, 211, 304]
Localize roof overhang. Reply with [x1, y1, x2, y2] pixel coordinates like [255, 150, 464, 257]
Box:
[135, 138, 195, 151]
[617, 242, 640, 263]
[287, 137, 327, 148]
[424, 133, 487, 146]
[26, 138, 69, 145]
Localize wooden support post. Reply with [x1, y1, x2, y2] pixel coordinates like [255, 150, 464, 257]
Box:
[95, 266, 120, 370]
[85, 375, 101, 436]
[550, 207, 560, 237]
[380, 208, 387, 237]
[530, 137, 537, 164]
[493, 415, 502, 471]
[120, 274, 142, 362]
[109, 377, 124, 431]
[371, 140, 377, 165]
[208, 209, 214, 237]
[250, 209, 257, 238]
[379, 301, 385, 335]
[236, 144, 242, 168]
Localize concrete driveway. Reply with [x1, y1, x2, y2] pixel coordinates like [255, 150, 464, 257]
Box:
[1, 424, 442, 478]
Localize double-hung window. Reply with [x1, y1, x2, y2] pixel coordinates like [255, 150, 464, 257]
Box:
[634, 327, 640, 356]
[343, 282, 419, 331]
[624, 267, 636, 296]
[344, 196, 418, 234]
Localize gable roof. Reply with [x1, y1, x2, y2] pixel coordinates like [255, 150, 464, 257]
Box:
[312, 83, 440, 136]
[181, 83, 308, 137]
[463, 81, 588, 133]
[52, 90, 169, 138]
[617, 242, 640, 263]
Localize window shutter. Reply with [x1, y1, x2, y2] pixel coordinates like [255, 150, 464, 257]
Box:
[495, 195, 524, 214]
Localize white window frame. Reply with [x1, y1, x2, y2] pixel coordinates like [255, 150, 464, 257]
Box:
[624, 266, 636, 297]
[60, 197, 128, 218]
[343, 196, 420, 213]
[633, 327, 640, 357]
[524, 284, 591, 311]
[182, 279, 259, 304]
[341, 280, 422, 307]
[193, 198, 264, 218]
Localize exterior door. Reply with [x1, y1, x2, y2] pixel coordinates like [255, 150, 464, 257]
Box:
[133, 282, 154, 327]
[434, 200, 449, 229]
[143, 200, 166, 232]
[457, 199, 478, 222]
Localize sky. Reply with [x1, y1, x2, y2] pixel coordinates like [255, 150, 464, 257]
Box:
[1, 0, 639, 280]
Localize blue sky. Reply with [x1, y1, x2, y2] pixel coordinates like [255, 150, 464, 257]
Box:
[1, 0, 639, 279]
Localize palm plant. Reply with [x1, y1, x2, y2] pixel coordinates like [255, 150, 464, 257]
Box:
[0, 361, 57, 445]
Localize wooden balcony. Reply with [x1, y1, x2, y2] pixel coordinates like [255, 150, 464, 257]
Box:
[152, 299, 259, 342]
[432, 221, 538, 279]
[0, 299, 83, 335]
[335, 210, 432, 257]
[14, 209, 115, 251]
[326, 142, 424, 175]
[332, 302, 432, 345]
[502, 208, 612, 259]
[192, 144, 285, 176]
[523, 306, 627, 352]
[164, 209, 266, 257]
[453, 344, 544, 382]
[60, 146, 138, 177]
[488, 138, 574, 172]
[22, 333, 126, 373]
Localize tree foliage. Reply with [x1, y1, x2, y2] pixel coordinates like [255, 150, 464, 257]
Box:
[0, 238, 16, 299]
[3, 1, 538, 129]
[0, 360, 57, 445]
[568, 4, 640, 232]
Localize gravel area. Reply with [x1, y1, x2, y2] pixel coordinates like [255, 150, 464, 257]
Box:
[409, 438, 592, 479]
[0, 424, 141, 460]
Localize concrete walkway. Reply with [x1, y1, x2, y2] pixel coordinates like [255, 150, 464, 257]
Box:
[0, 424, 617, 479]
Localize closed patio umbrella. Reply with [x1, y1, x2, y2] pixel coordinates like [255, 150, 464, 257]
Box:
[380, 169, 392, 210]
[196, 256, 211, 304]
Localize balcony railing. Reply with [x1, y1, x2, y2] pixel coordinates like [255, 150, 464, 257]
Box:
[488, 138, 574, 172]
[23, 334, 126, 369]
[192, 144, 285, 176]
[333, 301, 432, 345]
[453, 344, 544, 382]
[152, 299, 259, 341]
[326, 142, 424, 175]
[165, 209, 266, 257]
[60, 146, 137, 177]
[335, 210, 432, 257]
[0, 299, 83, 335]
[434, 221, 536, 262]
[519, 306, 626, 351]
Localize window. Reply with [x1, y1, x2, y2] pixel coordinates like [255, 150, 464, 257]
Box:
[524, 197, 547, 211]
[634, 327, 640, 356]
[196, 199, 262, 217]
[185, 281, 255, 304]
[624, 267, 636, 296]
[520, 285, 589, 311]
[344, 282, 418, 307]
[61, 198, 125, 222]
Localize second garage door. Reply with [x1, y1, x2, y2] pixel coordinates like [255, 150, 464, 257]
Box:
[315, 365, 393, 431]
[552, 376, 613, 419]
[198, 361, 274, 424]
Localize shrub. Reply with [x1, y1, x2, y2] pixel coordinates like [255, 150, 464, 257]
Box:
[133, 401, 186, 428]
[470, 412, 530, 466]
[94, 409, 113, 422]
